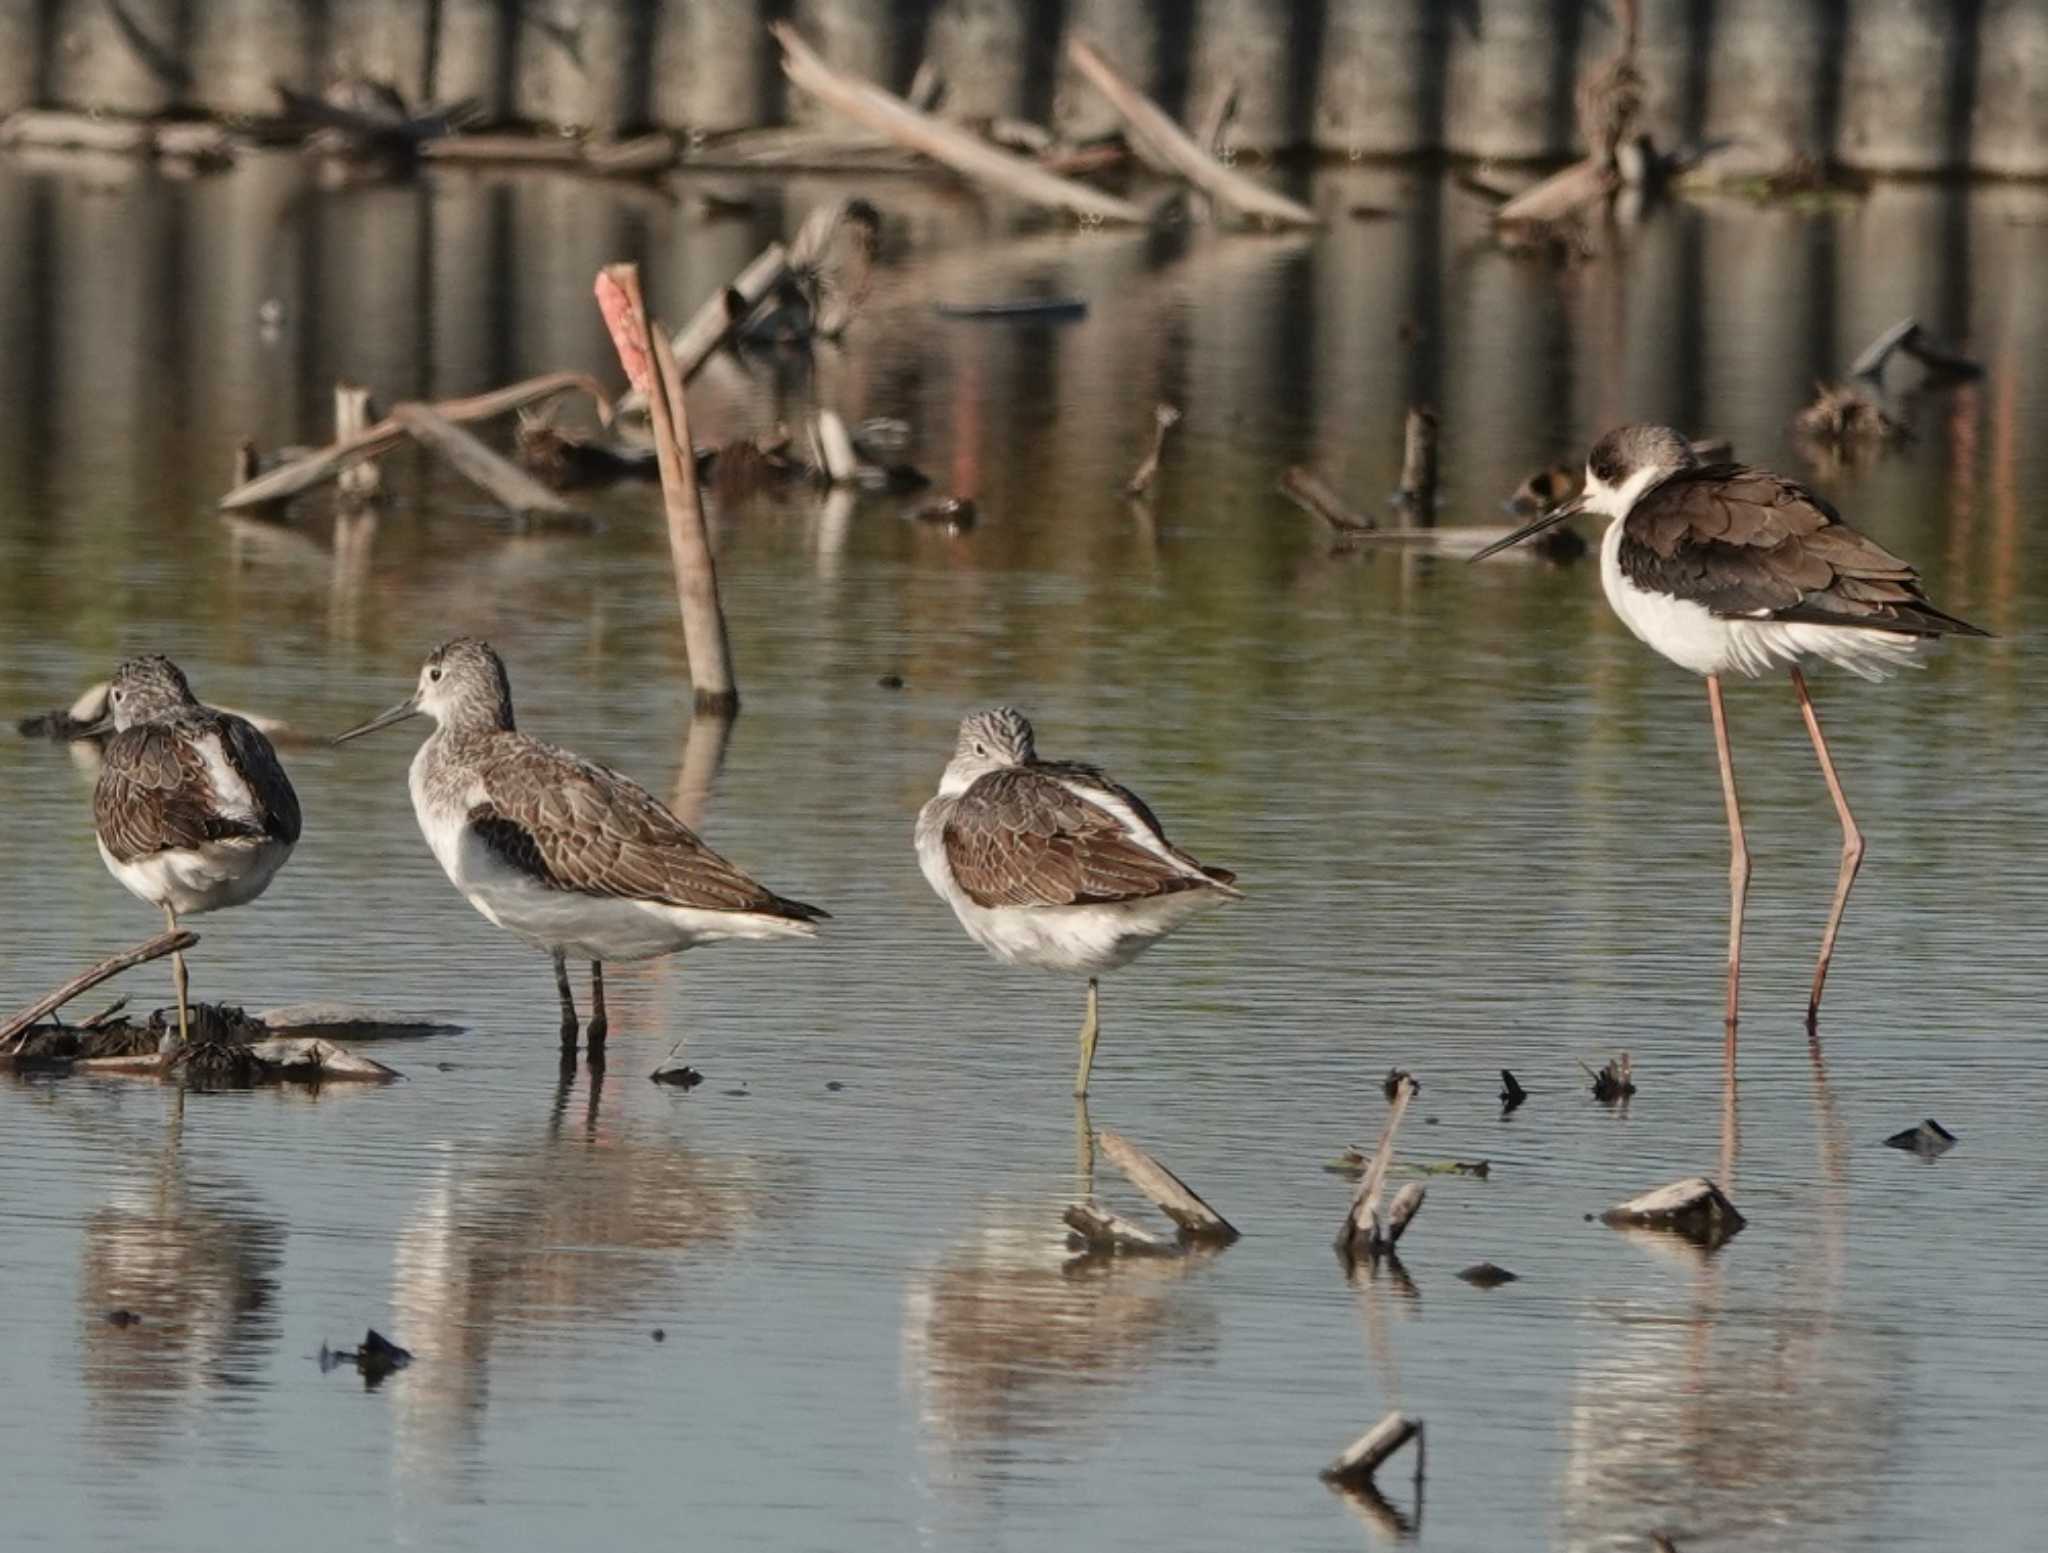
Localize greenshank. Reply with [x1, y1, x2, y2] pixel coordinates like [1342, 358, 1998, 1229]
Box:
[334, 639, 826, 1051]
[915, 708, 1239, 1096]
[85, 655, 301, 1046]
[1474, 423, 1987, 1033]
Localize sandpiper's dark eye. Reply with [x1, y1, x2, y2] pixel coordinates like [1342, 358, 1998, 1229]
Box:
[974, 742, 986, 755]
[429, 667, 442, 683]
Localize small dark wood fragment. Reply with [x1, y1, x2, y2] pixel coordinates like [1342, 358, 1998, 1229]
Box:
[1382, 1068, 1417, 1101]
[1883, 1118, 1956, 1158]
[1500, 1068, 1527, 1113]
[1602, 1177, 1745, 1249]
[1584, 1052, 1635, 1103]
[1457, 1262, 1519, 1287]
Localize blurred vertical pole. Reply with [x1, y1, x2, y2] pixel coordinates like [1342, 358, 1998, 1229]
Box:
[787, 0, 902, 125]
[1187, 0, 1308, 153]
[1695, 0, 1833, 174]
[431, 0, 514, 121]
[1838, 0, 1973, 173]
[189, 0, 316, 115]
[1054, 0, 1163, 143]
[1972, 1, 2048, 178]
[0, 5, 41, 113]
[517, 0, 644, 134]
[927, 0, 1041, 122]
[49, 0, 185, 113]
[1444, 0, 1583, 161]
[1315, 1, 1442, 157]
[653, 0, 776, 135]
[325, 0, 433, 105]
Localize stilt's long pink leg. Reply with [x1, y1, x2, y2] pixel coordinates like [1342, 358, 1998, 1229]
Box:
[1792, 666, 1865, 1029]
[1706, 674, 1750, 1037]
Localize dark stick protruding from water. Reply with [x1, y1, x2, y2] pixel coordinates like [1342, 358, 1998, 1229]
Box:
[1395, 406, 1438, 516]
[0, 930, 199, 1052]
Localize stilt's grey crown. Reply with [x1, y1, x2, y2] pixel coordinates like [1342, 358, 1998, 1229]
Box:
[1588, 424, 1700, 490]
[956, 707, 1035, 766]
[107, 655, 200, 730]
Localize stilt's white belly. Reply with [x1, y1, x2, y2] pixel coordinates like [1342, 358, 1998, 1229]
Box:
[97, 836, 292, 917]
[1598, 517, 1927, 681]
[914, 808, 1222, 977]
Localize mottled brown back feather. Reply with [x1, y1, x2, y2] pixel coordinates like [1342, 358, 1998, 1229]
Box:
[93, 714, 299, 863]
[943, 765, 1234, 909]
[465, 738, 825, 920]
[1619, 464, 1988, 636]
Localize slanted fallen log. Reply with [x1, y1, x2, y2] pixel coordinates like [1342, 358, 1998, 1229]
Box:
[1280, 466, 1374, 534]
[254, 1003, 464, 1041]
[1063, 1202, 1173, 1256]
[1338, 1073, 1422, 1258]
[1497, 160, 1617, 225]
[1065, 38, 1318, 229]
[1849, 317, 1983, 383]
[1601, 1177, 1746, 1248]
[1, 931, 198, 1052]
[1321, 1412, 1425, 1489]
[1096, 1129, 1238, 1243]
[241, 1037, 403, 1081]
[616, 243, 791, 419]
[774, 23, 1145, 226]
[1123, 403, 1181, 497]
[221, 372, 614, 511]
[389, 403, 587, 526]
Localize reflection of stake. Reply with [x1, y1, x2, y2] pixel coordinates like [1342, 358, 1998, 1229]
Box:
[1123, 403, 1182, 497]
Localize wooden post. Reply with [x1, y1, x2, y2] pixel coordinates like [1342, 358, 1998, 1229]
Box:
[1321, 1412, 1425, 1489]
[596, 264, 739, 714]
[1338, 1073, 1419, 1256]
[1095, 1129, 1239, 1242]
[334, 382, 382, 500]
[1396, 407, 1438, 516]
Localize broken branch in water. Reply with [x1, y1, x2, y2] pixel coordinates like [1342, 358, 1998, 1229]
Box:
[1583, 1050, 1636, 1103]
[389, 403, 588, 526]
[1338, 1073, 1422, 1259]
[1096, 1128, 1239, 1243]
[1280, 465, 1374, 534]
[596, 263, 739, 714]
[1063, 1202, 1174, 1255]
[1, 930, 198, 1052]
[1123, 403, 1182, 497]
[221, 372, 614, 511]
[1848, 316, 1984, 383]
[1065, 38, 1319, 229]
[1321, 1411, 1426, 1489]
[773, 23, 1144, 226]
[1602, 1177, 1746, 1249]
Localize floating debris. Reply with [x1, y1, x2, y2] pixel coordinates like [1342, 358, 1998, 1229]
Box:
[104, 1309, 141, 1327]
[1457, 1262, 1519, 1288]
[321, 1328, 413, 1387]
[1794, 382, 1910, 451]
[1280, 465, 1375, 535]
[911, 496, 977, 533]
[652, 1328, 667, 1343]
[1883, 1118, 1957, 1158]
[934, 297, 1090, 321]
[1321, 1411, 1425, 1490]
[1062, 1202, 1174, 1256]
[1500, 1068, 1528, 1113]
[1584, 1052, 1636, 1103]
[1601, 1176, 1746, 1249]
[875, 674, 905, 690]
[650, 1047, 704, 1088]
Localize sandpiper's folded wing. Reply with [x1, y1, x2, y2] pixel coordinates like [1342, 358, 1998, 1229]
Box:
[217, 712, 302, 846]
[468, 740, 826, 919]
[1619, 465, 1988, 636]
[942, 763, 1237, 910]
[93, 724, 268, 862]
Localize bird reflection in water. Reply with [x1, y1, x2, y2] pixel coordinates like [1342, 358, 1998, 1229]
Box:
[1561, 1028, 1887, 1549]
[77, 1094, 285, 1457]
[904, 1206, 1224, 1503]
[386, 1068, 799, 1489]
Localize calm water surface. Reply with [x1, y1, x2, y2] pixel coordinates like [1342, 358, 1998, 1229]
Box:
[2, 155, 2046, 1551]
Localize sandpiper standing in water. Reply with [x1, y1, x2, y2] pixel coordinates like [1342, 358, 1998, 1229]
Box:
[87, 655, 302, 1046]
[916, 708, 1240, 1096]
[1474, 423, 1987, 1033]
[335, 639, 825, 1053]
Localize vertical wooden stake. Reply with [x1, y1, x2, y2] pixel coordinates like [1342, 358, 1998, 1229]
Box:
[596, 264, 739, 714]
[1397, 407, 1438, 518]
[335, 383, 382, 500]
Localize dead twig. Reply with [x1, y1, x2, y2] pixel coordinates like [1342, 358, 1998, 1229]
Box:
[1338, 1074, 1422, 1258]
[1280, 466, 1374, 534]
[1123, 403, 1181, 497]
[390, 403, 586, 525]
[1065, 38, 1318, 229]
[2, 931, 199, 1052]
[1096, 1128, 1238, 1243]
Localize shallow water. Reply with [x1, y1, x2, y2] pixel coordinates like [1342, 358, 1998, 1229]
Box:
[2, 155, 2047, 1551]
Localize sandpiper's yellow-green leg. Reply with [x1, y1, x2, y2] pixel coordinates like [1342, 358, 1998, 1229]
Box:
[162, 904, 190, 1048]
[552, 950, 579, 1046]
[1074, 977, 1101, 1098]
[1074, 1095, 1095, 1188]
[588, 962, 609, 1044]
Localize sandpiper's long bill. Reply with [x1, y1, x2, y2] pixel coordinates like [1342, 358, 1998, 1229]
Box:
[1476, 423, 1988, 1034]
[88, 655, 302, 1047]
[915, 707, 1240, 1096]
[335, 639, 825, 1054]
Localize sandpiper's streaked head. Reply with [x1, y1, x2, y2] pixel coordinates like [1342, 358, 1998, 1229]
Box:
[106, 655, 199, 730]
[940, 707, 1035, 794]
[1581, 423, 1699, 518]
[334, 637, 514, 745]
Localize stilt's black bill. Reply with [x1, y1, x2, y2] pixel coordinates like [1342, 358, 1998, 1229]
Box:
[1469, 493, 1589, 562]
[333, 697, 420, 744]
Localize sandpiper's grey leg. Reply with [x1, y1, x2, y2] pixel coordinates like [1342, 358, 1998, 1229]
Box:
[1706, 675, 1750, 1039]
[1792, 667, 1865, 1030]
[162, 904, 191, 1050]
[1074, 977, 1101, 1098]
[552, 951, 578, 1046]
[587, 962, 609, 1044]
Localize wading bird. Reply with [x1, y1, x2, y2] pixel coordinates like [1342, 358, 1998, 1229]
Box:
[334, 639, 825, 1051]
[916, 708, 1240, 1096]
[87, 656, 301, 1046]
[1474, 423, 1987, 1032]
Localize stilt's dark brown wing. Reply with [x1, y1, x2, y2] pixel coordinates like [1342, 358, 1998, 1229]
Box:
[468, 736, 826, 920]
[942, 764, 1236, 909]
[1618, 465, 1988, 635]
[93, 725, 266, 863]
